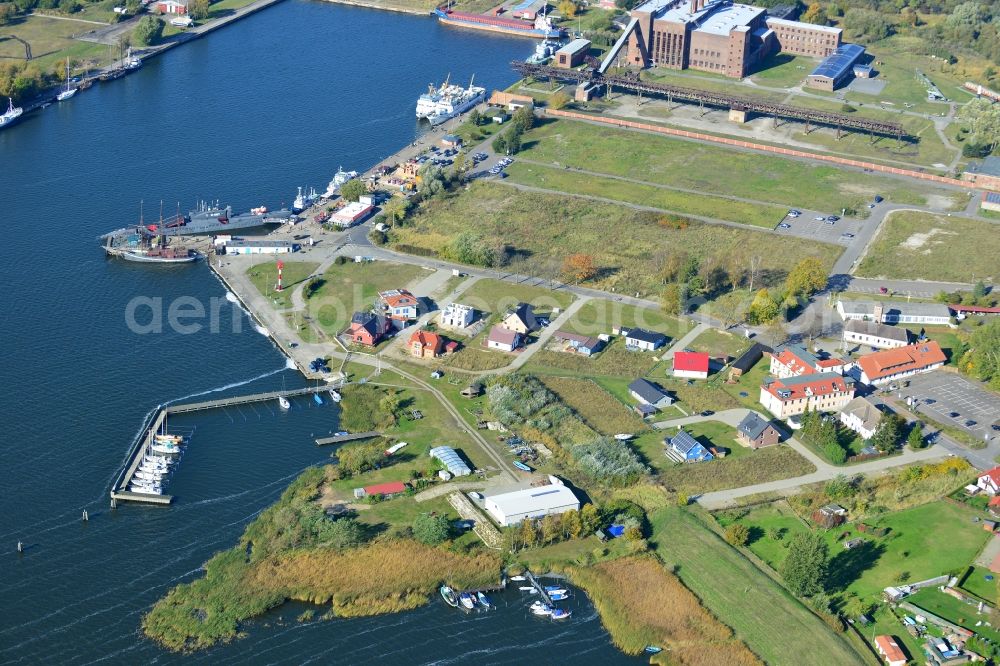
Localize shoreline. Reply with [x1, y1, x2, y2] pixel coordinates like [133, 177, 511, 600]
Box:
[319, 0, 431, 16]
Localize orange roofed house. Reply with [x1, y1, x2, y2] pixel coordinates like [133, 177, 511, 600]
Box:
[768, 343, 850, 378]
[873, 635, 906, 666]
[409, 330, 444, 359]
[759, 372, 855, 419]
[853, 341, 946, 386]
[378, 289, 419, 321]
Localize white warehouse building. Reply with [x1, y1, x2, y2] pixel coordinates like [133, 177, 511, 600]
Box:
[483, 483, 580, 527]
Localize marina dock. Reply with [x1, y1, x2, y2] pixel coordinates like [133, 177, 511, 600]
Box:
[524, 570, 553, 606]
[111, 384, 336, 506]
[315, 431, 379, 446]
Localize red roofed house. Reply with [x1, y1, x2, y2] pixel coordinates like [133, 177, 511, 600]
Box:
[978, 467, 1000, 495]
[409, 330, 444, 359]
[769, 344, 849, 378]
[672, 351, 710, 379]
[378, 289, 419, 321]
[854, 341, 947, 386]
[873, 635, 906, 666]
[360, 481, 407, 498]
[346, 311, 391, 346]
[759, 372, 855, 419]
[155, 0, 187, 13]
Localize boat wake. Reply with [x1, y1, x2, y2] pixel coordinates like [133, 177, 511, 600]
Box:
[164, 366, 288, 406]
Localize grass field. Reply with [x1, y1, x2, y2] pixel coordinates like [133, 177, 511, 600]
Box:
[304, 260, 425, 336]
[907, 587, 1000, 644]
[650, 507, 863, 665]
[0, 14, 108, 72]
[391, 182, 841, 298]
[686, 328, 751, 359]
[525, 337, 663, 379]
[657, 445, 813, 495]
[564, 299, 690, 340]
[538, 376, 649, 436]
[504, 162, 788, 228]
[246, 261, 318, 309]
[513, 117, 962, 212]
[959, 565, 998, 604]
[458, 278, 574, 313]
[857, 211, 999, 282]
[717, 500, 991, 601]
[749, 53, 818, 88]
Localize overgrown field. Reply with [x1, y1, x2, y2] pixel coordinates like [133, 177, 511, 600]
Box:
[650, 508, 862, 665]
[658, 446, 815, 496]
[305, 260, 425, 335]
[246, 261, 318, 309]
[513, 118, 962, 211]
[391, 182, 840, 297]
[570, 556, 762, 665]
[538, 376, 649, 436]
[857, 211, 1000, 282]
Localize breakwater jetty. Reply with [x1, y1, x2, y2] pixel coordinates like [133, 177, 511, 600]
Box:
[111, 384, 332, 506]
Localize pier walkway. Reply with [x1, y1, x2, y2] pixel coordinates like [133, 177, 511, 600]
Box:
[315, 431, 379, 446]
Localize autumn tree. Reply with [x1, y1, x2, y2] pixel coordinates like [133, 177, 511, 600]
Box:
[548, 91, 571, 110]
[580, 503, 601, 533]
[725, 523, 750, 547]
[661, 283, 682, 315]
[557, 0, 577, 17]
[801, 2, 827, 24]
[785, 257, 828, 299]
[561, 509, 583, 539]
[187, 0, 209, 19]
[562, 253, 597, 282]
[541, 514, 563, 544]
[746, 289, 780, 324]
[519, 519, 538, 548]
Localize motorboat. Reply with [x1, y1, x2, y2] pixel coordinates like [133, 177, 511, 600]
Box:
[614, 433, 634, 441]
[513, 461, 532, 472]
[328, 390, 342, 403]
[440, 585, 459, 608]
[549, 592, 569, 601]
[129, 482, 162, 494]
[313, 393, 323, 406]
[459, 592, 475, 610]
[155, 434, 185, 443]
[530, 601, 553, 616]
[477, 592, 491, 608]
[518, 586, 535, 591]
[550, 608, 572, 620]
[150, 441, 181, 455]
[544, 587, 568, 595]
[133, 470, 165, 482]
[644, 646, 663, 654]
[278, 396, 290, 410]
[509, 575, 527, 582]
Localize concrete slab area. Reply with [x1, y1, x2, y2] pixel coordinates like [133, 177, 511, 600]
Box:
[903, 372, 1000, 444]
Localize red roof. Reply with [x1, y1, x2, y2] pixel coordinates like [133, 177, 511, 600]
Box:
[364, 481, 407, 495]
[990, 496, 1000, 507]
[379, 289, 417, 309]
[951, 304, 1000, 314]
[762, 373, 853, 402]
[673, 351, 710, 373]
[770, 347, 817, 376]
[981, 467, 1000, 487]
[856, 342, 946, 382]
[874, 635, 906, 663]
[409, 330, 443, 353]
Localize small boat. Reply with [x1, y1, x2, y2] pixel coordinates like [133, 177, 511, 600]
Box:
[519, 586, 535, 591]
[56, 58, 77, 100]
[543, 585, 564, 591]
[509, 575, 527, 582]
[133, 470, 165, 482]
[138, 463, 169, 474]
[614, 433, 634, 441]
[278, 396, 290, 410]
[477, 592, 491, 608]
[549, 592, 569, 601]
[150, 441, 181, 455]
[513, 461, 532, 472]
[328, 390, 342, 403]
[459, 592, 475, 610]
[644, 646, 663, 654]
[544, 588, 568, 595]
[530, 602, 553, 616]
[313, 393, 323, 405]
[440, 585, 459, 608]
[550, 608, 572, 620]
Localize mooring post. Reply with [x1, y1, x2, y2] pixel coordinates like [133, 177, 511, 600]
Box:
[17, 541, 23, 554]
[82, 510, 89, 522]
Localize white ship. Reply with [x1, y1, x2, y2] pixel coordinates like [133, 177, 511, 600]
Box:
[526, 40, 560, 65]
[416, 75, 487, 126]
[291, 186, 320, 213]
[0, 97, 23, 129]
[323, 167, 358, 198]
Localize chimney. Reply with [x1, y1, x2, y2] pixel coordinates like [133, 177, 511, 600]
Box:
[873, 302, 884, 323]
[689, 0, 697, 12]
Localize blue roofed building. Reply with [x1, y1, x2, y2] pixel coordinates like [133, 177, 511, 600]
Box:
[806, 43, 865, 91]
[665, 430, 714, 463]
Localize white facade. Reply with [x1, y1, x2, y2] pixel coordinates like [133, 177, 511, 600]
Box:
[225, 240, 296, 255]
[484, 484, 580, 526]
[842, 320, 909, 350]
[839, 397, 882, 440]
[331, 202, 373, 228]
[673, 368, 708, 379]
[441, 302, 474, 329]
[836, 299, 951, 326]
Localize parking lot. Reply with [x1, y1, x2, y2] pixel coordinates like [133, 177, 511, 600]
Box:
[773, 209, 865, 245]
[903, 372, 1000, 444]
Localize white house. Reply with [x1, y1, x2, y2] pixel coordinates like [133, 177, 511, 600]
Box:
[487, 325, 521, 352]
[842, 319, 910, 350]
[377, 289, 419, 321]
[837, 300, 952, 326]
[330, 202, 373, 228]
[624, 327, 666, 351]
[853, 342, 947, 386]
[978, 467, 1000, 495]
[483, 482, 580, 526]
[839, 396, 883, 440]
[759, 373, 856, 419]
[672, 351, 710, 379]
[224, 239, 297, 255]
[440, 302, 475, 329]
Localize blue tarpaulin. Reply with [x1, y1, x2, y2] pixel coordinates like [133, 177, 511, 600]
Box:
[608, 525, 625, 538]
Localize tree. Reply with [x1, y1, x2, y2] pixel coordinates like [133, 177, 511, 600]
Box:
[541, 513, 562, 543]
[187, 0, 209, 19]
[337, 441, 386, 476]
[561, 509, 583, 539]
[842, 8, 892, 41]
[661, 283, 682, 315]
[800, 2, 827, 24]
[562, 253, 597, 282]
[785, 258, 827, 299]
[725, 523, 750, 547]
[907, 423, 927, 450]
[780, 532, 829, 597]
[469, 108, 482, 126]
[960, 98, 1000, 153]
[382, 196, 412, 225]
[504, 128, 522, 154]
[413, 513, 451, 545]
[0, 3, 16, 26]
[511, 105, 534, 133]
[518, 518, 538, 548]
[132, 15, 164, 46]
[322, 517, 365, 549]
[339, 177, 367, 203]
[491, 133, 507, 155]
[557, 0, 577, 17]
[746, 288, 780, 324]
[548, 90, 571, 110]
[968, 318, 1000, 388]
[871, 413, 904, 453]
[580, 503, 601, 533]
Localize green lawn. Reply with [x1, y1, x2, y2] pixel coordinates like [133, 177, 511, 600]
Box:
[246, 261, 319, 309]
[686, 328, 752, 360]
[538, 376, 649, 436]
[525, 337, 663, 380]
[959, 565, 998, 605]
[504, 162, 788, 228]
[658, 444, 813, 496]
[459, 278, 574, 314]
[650, 507, 864, 665]
[391, 181, 842, 299]
[304, 260, 425, 335]
[907, 587, 1000, 644]
[0, 14, 109, 73]
[684, 420, 749, 458]
[749, 53, 816, 88]
[564, 299, 689, 340]
[857, 211, 999, 283]
[513, 117, 962, 212]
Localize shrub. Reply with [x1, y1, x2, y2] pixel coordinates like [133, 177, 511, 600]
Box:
[413, 513, 451, 545]
[725, 523, 750, 546]
[572, 436, 648, 485]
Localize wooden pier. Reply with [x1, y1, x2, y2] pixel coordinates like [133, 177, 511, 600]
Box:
[111, 384, 340, 506]
[524, 570, 553, 606]
[315, 431, 380, 446]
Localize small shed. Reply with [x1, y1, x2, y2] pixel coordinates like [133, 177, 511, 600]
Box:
[441, 134, 462, 149]
[812, 503, 847, 528]
[461, 382, 483, 398]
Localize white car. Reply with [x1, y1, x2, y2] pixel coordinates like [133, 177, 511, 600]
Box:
[814, 216, 826, 221]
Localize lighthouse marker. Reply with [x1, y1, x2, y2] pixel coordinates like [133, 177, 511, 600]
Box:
[275, 260, 284, 292]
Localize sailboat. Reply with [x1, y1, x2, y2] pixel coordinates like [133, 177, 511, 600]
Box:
[56, 59, 77, 101]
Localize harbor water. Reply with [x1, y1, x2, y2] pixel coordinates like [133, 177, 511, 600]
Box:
[0, 1, 639, 662]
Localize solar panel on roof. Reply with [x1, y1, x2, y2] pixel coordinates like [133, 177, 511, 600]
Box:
[810, 43, 865, 80]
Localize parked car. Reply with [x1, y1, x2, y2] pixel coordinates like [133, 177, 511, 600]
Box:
[841, 233, 855, 239]
[874, 195, 883, 203]
[814, 216, 826, 221]
[948, 411, 960, 418]
[824, 218, 836, 225]
[826, 215, 840, 222]
[879, 286, 889, 294]
[965, 420, 977, 427]
[778, 222, 791, 229]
